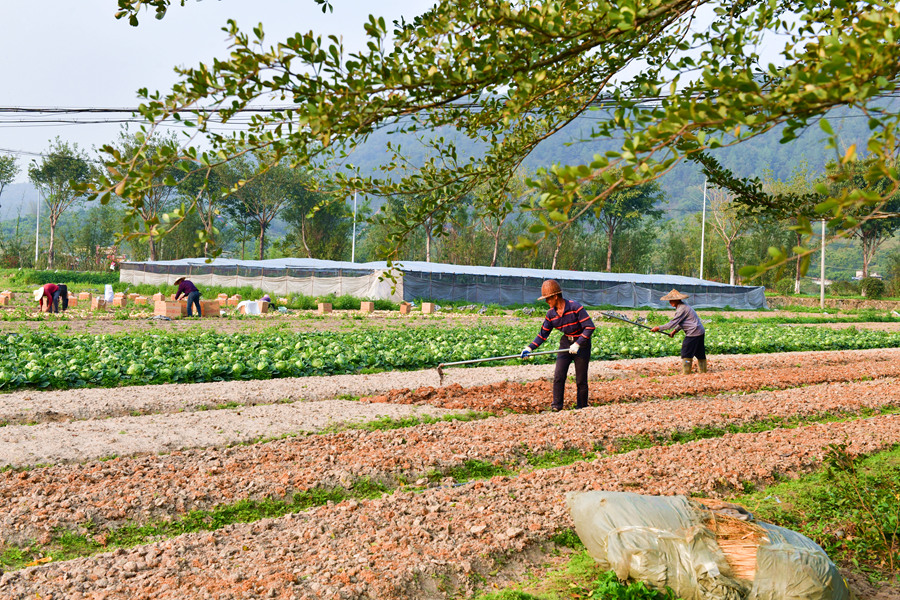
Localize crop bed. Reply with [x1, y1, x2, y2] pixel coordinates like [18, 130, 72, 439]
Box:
[1, 347, 900, 599]
[2, 324, 899, 390]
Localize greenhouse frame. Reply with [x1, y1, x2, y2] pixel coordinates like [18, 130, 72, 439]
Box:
[119, 258, 768, 309]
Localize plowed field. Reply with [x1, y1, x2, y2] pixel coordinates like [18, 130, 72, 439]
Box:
[1, 348, 899, 600]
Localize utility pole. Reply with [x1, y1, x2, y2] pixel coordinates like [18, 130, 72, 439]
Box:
[34, 193, 40, 266]
[351, 191, 357, 263]
[820, 219, 826, 310]
[699, 178, 708, 280]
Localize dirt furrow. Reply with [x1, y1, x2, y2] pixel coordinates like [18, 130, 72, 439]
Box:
[3, 415, 898, 600]
[367, 354, 900, 412]
[2, 377, 897, 547]
[3, 348, 897, 425]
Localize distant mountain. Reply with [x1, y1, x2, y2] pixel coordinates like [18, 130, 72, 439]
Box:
[0, 182, 39, 221]
[340, 102, 888, 219]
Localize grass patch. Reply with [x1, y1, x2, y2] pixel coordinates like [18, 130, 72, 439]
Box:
[734, 444, 900, 579]
[475, 553, 675, 600]
[527, 447, 597, 469]
[322, 410, 492, 434]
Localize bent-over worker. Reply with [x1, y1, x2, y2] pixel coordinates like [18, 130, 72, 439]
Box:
[33, 283, 63, 313]
[173, 276, 202, 317]
[651, 289, 707, 374]
[521, 280, 596, 411]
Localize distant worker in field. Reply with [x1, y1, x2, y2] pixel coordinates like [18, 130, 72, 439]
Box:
[173, 276, 202, 317]
[651, 289, 707, 374]
[33, 283, 65, 313]
[521, 280, 596, 411]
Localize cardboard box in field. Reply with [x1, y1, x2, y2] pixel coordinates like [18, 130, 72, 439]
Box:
[154, 300, 183, 319]
[78, 292, 92, 301]
[359, 301, 374, 314]
[399, 302, 411, 315]
[133, 296, 148, 306]
[67, 296, 78, 308]
[421, 302, 436, 314]
[227, 295, 242, 307]
[217, 293, 229, 303]
[152, 293, 165, 302]
[127, 293, 139, 301]
[259, 301, 269, 313]
[199, 300, 220, 317]
[0, 296, 9, 307]
[317, 302, 332, 315]
[112, 297, 128, 308]
[91, 297, 107, 310]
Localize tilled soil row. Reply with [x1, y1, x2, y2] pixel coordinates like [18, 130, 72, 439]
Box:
[3, 415, 899, 600]
[3, 377, 897, 547]
[5, 351, 899, 468]
[3, 348, 897, 426]
[601, 347, 900, 376]
[367, 353, 900, 412]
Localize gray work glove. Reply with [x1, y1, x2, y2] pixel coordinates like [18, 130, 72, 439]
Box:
[569, 342, 580, 355]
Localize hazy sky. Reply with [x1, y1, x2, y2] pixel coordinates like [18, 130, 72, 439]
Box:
[0, 0, 433, 181]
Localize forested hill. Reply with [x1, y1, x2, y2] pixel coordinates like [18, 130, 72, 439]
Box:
[0, 183, 39, 221]
[341, 102, 885, 219]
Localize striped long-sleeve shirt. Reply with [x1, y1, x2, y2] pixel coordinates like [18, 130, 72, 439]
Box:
[529, 299, 596, 350]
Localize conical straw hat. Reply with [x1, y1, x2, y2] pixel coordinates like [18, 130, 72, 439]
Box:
[660, 289, 689, 302]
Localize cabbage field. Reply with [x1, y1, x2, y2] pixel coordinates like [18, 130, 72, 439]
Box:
[2, 323, 899, 390]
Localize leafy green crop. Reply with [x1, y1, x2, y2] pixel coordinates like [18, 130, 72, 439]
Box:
[0, 324, 898, 391]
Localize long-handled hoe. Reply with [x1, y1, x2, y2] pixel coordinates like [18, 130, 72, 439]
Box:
[600, 310, 673, 336]
[436, 349, 567, 386]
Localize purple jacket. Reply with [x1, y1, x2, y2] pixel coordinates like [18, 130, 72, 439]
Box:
[174, 280, 199, 300]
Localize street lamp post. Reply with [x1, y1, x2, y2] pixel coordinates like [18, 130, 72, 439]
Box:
[351, 191, 357, 263]
[699, 178, 708, 280]
[820, 219, 826, 310]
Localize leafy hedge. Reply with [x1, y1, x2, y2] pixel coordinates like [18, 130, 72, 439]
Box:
[7, 269, 119, 286]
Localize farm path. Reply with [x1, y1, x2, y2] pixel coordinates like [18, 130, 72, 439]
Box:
[2, 348, 899, 468]
[0, 400, 465, 468]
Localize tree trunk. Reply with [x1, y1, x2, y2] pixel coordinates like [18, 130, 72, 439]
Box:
[300, 218, 313, 258]
[425, 217, 432, 262]
[552, 236, 562, 270]
[258, 226, 266, 260]
[606, 226, 614, 272]
[726, 242, 736, 285]
[47, 223, 56, 269]
[490, 229, 500, 267]
[149, 238, 157, 262]
[793, 232, 802, 294]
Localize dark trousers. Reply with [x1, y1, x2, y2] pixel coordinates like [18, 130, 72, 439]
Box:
[50, 289, 62, 313]
[59, 285, 68, 311]
[186, 290, 202, 316]
[552, 337, 591, 410]
[681, 334, 706, 359]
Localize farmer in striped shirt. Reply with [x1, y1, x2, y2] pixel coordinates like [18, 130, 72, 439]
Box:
[521, 280, 596, 411]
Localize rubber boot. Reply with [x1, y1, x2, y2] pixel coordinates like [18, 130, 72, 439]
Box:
[682, 359, 693, 375]
[698, 359, 707, 373]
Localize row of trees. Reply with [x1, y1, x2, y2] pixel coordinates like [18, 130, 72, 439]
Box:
[3, 134, 897, 293]
[0, 134, 353, 269]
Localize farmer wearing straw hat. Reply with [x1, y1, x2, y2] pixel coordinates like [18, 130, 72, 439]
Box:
[173, 276, 202, 317]
[521, 280, 596, 411]
[651, 289, 707, 374]
[33, 283, 62, 313]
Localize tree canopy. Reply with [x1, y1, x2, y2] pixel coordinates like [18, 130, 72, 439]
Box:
[100, 0, 900, 275]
